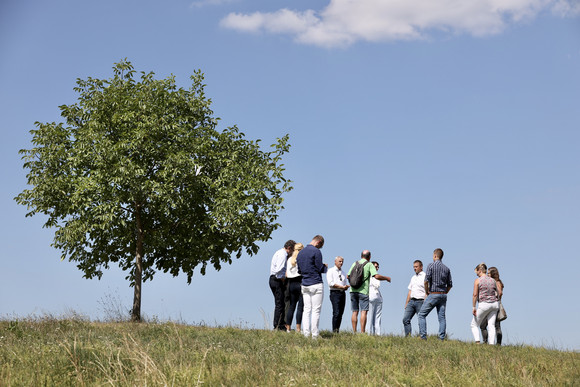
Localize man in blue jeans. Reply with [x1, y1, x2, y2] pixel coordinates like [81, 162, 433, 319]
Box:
[418, 248, 453, 340]
[402, 259, 426, 336]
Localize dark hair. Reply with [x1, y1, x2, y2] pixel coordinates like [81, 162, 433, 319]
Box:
[414, 259, 423, 267]
[433, 248, 444, 259]
[488, 267, 504, 288]
[372, 261, 379, 267]
[361, 250, 371, 260]
[284, 240, 296, 249]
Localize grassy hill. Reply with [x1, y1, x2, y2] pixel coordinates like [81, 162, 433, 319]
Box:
[1, 317, 578, 386]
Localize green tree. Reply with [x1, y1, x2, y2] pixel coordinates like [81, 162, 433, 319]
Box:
[15, 60, 292, 321]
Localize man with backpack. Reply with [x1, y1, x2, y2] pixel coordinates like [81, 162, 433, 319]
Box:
[347, 250, 391, 333]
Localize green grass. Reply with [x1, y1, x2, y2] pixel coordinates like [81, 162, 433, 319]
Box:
[1, 316, 578, 386]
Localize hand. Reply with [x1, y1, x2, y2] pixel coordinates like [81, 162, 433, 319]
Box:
[386, 276, 392, 283]
[472, 308, 477, 316]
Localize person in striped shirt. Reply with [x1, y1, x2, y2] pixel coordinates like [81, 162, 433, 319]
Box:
[418, 248, 453, 340]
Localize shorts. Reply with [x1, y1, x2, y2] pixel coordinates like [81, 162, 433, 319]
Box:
[350, 292, 369, 312]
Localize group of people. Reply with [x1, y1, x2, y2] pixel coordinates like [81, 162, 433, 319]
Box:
[269, 235, 505, 344]
[470, 263, 505, 345]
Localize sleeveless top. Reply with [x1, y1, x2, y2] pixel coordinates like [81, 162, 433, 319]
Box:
[478, 275, 498, 303]
[286, 260, 301, 279]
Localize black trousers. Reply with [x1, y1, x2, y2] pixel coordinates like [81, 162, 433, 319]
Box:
[330, 290, 346, 332]
[269, 275, 286, 330]
[480, 318, 503, 345]
[286, 278, 304, 327]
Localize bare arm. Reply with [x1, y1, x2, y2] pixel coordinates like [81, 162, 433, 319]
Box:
[496, 281, 503, 300]
[472, 278, 479, 316]
[374, 274, 391, 282]
[424, 281, 430, 296]
[335, 283, 350, 290]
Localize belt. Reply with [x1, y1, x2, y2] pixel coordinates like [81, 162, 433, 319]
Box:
[429, 291, 446, 294]
[330, 289, 345, 292]
[411, 298, 425, 301]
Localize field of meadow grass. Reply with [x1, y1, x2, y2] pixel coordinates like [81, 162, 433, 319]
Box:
[1, 316, 578, 386]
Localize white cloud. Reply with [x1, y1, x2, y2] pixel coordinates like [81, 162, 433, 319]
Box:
[220, 0, 578, 47]
[552, 0, 580, 16]
[220, 9, 319, 34]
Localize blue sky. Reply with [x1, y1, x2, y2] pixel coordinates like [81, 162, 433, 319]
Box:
[1, 0, 579, 350]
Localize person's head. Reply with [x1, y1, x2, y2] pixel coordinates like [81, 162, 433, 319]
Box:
[334, 256, 344, 269]
[413, 260, 423, 274]
[292, 243, 304, 256]
[361, 250, 371, 261]
[284, 240, 296, 256]
[289, 243, 304, 266]
[474, 262, 487, 276]
[488, 266, 503, 287]
[311, 235, 324, 249]
[433, 248, 444, 261]
[372, 261, 379, 271]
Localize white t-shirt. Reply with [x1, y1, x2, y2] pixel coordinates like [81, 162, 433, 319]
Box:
[408, 271, 426, 299]
[286, 259, 301, 279]
[326, 265, 347, 290]
[270, 248, 287, 278]
[369, 277, 382, 301]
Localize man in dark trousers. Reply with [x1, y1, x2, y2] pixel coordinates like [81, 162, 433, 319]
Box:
[269, 240, 295, 330]
[326, 256, 350, 332]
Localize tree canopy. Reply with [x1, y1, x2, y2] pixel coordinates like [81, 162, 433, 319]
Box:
[15, 60, 292, 321]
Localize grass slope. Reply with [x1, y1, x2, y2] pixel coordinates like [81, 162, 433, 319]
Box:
[1, 317, 578, 386]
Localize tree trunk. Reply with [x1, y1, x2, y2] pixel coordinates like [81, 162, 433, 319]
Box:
[132, 203, 144, 322]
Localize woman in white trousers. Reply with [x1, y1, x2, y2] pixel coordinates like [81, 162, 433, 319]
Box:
[470, 262, 502, 344]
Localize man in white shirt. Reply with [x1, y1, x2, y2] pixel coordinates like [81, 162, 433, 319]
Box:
[402, 259, 426, 336]
[326, 256, 350, 332]
[269, 240, 295, 330]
